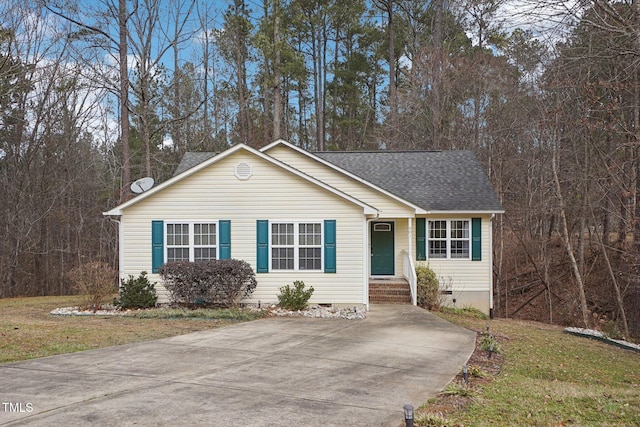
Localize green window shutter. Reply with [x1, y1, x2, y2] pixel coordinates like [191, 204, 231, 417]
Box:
[151, 220, 164, 273]
[219, 220, 231, 259]
[416, 218, 426, 261]
[324, 219, 336, 273]
[472, 218, 482, 261]
[256, 220, 269, 273]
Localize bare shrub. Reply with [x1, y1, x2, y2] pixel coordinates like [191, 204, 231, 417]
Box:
[159, 259, 257, 308]
[68, 262, 118, 310]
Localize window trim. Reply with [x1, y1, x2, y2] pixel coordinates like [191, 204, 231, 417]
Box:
[165, 221, 219, 263]
[269, 221, 324, 272]
[427, 219, 471, 260]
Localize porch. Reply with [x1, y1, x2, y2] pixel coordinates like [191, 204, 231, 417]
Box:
[368, 217, 418, 306]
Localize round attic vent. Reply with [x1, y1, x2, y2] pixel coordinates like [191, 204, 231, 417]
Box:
[235, 162, 253, 180]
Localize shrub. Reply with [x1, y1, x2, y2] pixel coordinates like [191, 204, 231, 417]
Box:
[442, 382, 476, 398]
[416, 265, 441, 310]
[115, 271, 157, 309]
[159, 259, 257, 308]
[277, 280, 314, 311]
[602, 320, 623, 340]
[480, 333, 501, 354]
[68, 261, 118, 310]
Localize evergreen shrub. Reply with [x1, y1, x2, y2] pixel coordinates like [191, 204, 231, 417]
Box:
[115, 271, 157, 309]
[416, 265, 441, 310]
[277, 280, 314, 311]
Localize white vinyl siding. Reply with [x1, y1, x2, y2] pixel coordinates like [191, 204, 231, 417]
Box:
[119, 150, 365, 305]
[417, 215, 493, 314]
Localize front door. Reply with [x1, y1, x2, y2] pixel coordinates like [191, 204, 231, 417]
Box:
[371, 222, 394, 275]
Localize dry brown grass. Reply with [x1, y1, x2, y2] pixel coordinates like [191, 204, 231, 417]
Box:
[0, 295, 243, 363]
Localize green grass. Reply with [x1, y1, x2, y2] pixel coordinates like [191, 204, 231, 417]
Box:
[422, 311, 640, 426]
[0, 296, 265, 364]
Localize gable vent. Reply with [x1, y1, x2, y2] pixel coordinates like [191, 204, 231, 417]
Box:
[235, 162, 253, 180]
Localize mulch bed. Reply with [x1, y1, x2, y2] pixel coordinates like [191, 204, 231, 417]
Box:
[416, 329, 507, 421]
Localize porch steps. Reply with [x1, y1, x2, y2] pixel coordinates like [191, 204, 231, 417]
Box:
[369, 279, 412, 304]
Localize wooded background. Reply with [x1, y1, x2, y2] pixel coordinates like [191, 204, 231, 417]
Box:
[1, 0, 639, 336]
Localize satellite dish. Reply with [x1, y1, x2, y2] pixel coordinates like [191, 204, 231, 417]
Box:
[131, 177, 154, 194]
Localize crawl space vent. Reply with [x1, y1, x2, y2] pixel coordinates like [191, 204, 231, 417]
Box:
[235, 162, 253, 180]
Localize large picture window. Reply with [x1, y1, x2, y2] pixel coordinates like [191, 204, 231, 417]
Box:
[428, 220, 470, 259]
[166, 222, 217, 263]
[271, 222, 322, 271]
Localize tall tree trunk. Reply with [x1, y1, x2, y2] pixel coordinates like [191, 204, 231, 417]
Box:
[431, 0, 443, 147]
[311, 21, 325, 151]
[272, 1, 282, 141]
[233, 0, 251, 145]
[632, 0, 640, 337]
[173, 13, 182, 153]
[387, 0, 397, 146]
[119, 0, 131, 202]
[590, 200, 631, 337]
[552, 142, 590, 328]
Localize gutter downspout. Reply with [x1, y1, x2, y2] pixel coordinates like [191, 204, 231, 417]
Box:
[108, 216, 124, 283]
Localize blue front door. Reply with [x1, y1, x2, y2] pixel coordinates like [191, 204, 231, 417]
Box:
[371, 222, 394, 275]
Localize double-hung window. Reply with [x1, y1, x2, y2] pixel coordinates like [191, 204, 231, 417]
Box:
[166, 222, 217, 262]
[271, 222, 322, 271]
[428, 220, 470, 259]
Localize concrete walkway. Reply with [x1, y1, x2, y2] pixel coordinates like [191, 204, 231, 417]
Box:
[0, 305, 475, 427]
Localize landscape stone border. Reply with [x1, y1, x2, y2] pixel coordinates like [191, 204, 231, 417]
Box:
[564, 327, 640, 353]
[50, 305, 366, 320]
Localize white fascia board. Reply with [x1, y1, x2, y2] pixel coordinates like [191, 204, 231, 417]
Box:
[423, 210, 505, 215]
[104, 143, 378, 216]
[261, 139, 427, 215]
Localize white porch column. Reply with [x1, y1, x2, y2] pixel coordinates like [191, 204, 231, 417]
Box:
[408, 217, 413, 260]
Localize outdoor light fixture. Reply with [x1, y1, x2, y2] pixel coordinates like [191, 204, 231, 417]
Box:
[463, 364, 469, 384]
[488, 342, 495, 359]
[403, 404, 414, 427]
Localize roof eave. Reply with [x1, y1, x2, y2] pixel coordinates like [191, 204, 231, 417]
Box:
[103, 142, 379, 216]
[423, 209, 505, 215]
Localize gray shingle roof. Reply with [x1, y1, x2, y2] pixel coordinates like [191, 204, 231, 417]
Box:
[173, 148, 503, 213]
[315, 150, 503, 212]
[173, 152, 217, 176]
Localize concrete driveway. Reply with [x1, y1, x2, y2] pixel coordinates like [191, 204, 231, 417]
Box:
[0, 305, 475, 427]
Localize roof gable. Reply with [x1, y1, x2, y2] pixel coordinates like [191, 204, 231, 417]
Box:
[261, 140, 427, 214]
[103, 144, 377, 216]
